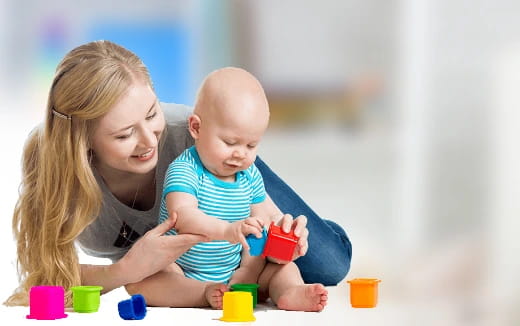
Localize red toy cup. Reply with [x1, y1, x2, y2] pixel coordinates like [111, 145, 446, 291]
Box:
[26, 286, 68, 320]
[261, 222, 299, 261]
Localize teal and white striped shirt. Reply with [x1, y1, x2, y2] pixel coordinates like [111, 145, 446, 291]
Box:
[159, 146, 266, 283]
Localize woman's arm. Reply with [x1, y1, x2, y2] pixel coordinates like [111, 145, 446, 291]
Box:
[80, 263, 131, 294]
[80, 213, 206, 293]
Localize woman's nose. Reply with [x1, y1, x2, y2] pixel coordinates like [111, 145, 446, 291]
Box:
[139, 126, 158, 148]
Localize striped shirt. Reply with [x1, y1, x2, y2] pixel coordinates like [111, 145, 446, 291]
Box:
[159, 146, 266, 283]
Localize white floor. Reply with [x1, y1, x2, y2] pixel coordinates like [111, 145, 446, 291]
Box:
[0, 281, 414, 326]
[1, 278, 511, 326]
[1, 116, 519, 325]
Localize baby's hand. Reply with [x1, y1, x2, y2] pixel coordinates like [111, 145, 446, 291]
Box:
[270, 214, 309, 263]
[225, 217, 264, 250]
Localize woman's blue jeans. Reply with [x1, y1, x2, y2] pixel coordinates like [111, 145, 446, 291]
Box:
[255, 157, 352, 285]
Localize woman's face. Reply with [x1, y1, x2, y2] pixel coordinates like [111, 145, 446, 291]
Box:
[90, 81, 166, 176]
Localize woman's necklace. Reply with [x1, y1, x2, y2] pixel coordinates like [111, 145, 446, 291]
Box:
[130, 183, 140, 210]
[122, 184, 140, 239]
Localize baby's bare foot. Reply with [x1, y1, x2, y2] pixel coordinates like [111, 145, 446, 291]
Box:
[276, 284, 328, 312]
[204, 283, 228, 309]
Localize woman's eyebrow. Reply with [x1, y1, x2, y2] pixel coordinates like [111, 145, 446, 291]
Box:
[109, 101, 156, 135]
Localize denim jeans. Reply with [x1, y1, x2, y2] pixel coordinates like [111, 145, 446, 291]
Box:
[255, 156, 353, 286]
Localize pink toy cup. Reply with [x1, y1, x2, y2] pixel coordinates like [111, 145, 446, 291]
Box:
[26, 286, 68, 320]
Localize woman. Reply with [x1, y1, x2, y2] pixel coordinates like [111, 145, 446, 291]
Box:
[5, 40, 351, 307]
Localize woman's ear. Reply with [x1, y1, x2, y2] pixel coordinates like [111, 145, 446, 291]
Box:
[188, 114, 201, 139]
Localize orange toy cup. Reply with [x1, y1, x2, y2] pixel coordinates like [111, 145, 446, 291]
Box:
[347, 278, 381, 308]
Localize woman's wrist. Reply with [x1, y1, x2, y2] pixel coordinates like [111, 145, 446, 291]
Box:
[112, 256, 139, 285]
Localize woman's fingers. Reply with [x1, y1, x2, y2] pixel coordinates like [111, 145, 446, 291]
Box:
[238, 234, 249, 251]
[149, 211, 178, 236]
[165, 233, 207, 246]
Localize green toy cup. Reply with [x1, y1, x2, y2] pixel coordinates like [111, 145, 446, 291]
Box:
[230, 283, 259, 308]
[70, 286, 103, 313]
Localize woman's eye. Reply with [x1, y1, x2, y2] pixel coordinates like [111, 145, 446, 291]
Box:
[116, 129, 134, 140]
[146, 112, 157, 120]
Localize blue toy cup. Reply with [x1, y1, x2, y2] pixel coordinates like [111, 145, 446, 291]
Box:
[118, 294, 147, 320]
[246, 228, 267, 256]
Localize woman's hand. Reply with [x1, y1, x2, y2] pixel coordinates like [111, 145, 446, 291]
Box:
[117, 211, 208, 284]
[269, 214, 309, 263]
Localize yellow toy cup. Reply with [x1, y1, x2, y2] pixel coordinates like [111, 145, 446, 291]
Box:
[219, 291, 255, 322]
[230, 283, 259, 308]
[347, 278, 381, 308]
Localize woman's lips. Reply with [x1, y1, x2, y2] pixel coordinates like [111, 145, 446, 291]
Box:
[133, 148, 155, 161]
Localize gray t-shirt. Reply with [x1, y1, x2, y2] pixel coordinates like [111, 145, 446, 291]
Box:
[76, 103, 194, 262]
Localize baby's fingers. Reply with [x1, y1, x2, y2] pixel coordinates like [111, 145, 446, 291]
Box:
[245, 217, 264, 229]
[243, 222, 263, 238]
[297, 228, 309, 256]
[238, 234, 250, 251]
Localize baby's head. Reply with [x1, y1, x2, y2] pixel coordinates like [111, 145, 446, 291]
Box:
[188, 67, 270, 180]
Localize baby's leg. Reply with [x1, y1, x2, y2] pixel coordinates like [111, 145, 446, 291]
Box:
[258, 262, 328, 312]
[125, 262, 227, 308]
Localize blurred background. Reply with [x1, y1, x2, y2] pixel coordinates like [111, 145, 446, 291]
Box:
[1, 0, 520, 324]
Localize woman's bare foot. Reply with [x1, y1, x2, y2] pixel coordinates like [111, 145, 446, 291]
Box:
[204, 283, 228, 309]
[276, 283, 328, 312]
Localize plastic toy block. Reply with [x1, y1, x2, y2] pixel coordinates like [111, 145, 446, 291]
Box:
[26, 286, 68, 320]
[230, 283, 260, 308]
[347, 278, 381, 308]
[261, 222, 299, 261]
[70, 285, 103, 313]
[246, 227, 267, 256]
[219, 291, 255, 322]
[118, 294, 147, 320]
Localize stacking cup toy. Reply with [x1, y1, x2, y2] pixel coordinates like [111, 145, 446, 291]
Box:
[70, 286, 103, 313]
[347, 278, 381, 308]
[230, 283, 260, 308]
[219, 291, 255, 322]
[246, 228, 267, 256]
[118, 294, 147, 320]
[26, 286, 68, 320]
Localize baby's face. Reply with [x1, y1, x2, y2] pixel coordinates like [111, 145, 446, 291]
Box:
[196, 104, 268, 181]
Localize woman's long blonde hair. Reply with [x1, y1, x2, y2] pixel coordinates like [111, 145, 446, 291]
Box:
[5, 40, 152, 306]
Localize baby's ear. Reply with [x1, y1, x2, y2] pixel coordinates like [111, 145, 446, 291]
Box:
[188, 114, 201, 139]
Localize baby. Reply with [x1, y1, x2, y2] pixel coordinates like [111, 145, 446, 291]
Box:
[158, 67, 327, 311]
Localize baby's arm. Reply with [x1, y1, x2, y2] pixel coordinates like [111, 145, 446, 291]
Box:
[251, 195, 309, 262]
[250, 194, 283, 226]
[166, 192, 263, 249]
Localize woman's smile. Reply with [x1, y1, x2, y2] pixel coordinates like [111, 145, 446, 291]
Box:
[132, 148, 155, 161]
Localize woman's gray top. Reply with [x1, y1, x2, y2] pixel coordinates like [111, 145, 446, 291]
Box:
[76, 103, 194, 262]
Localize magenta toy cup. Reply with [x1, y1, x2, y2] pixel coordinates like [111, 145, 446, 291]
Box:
[26, 286, 68, 320]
